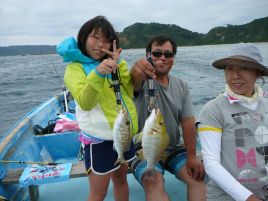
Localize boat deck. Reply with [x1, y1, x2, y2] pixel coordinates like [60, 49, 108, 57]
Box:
[39, 172, 187, 201]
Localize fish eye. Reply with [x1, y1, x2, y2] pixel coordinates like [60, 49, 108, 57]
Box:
[151, 128, 158, 132]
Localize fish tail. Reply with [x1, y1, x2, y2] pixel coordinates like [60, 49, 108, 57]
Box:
[146, 162, 156, 170]
[142, 169, 158, 182]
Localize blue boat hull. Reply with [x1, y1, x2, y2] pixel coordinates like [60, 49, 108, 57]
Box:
[0, 92, 80, 200]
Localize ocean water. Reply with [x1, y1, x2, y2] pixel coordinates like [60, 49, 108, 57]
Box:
[1, 43, 268, 137]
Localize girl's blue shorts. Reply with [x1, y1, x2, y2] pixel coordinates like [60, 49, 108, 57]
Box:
[84, 140, 135, 175]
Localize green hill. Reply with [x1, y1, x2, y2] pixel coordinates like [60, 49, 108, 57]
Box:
[194, 16, 268, 45]
[1, 16, 268, 56]
[119, 22, 203, 48]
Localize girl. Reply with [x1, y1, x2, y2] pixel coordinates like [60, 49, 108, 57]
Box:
[197, 43, 268, 201]
[57, 16, 138, 201]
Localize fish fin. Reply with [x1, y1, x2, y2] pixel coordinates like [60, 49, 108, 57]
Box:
[113, 144, 116, 152]
[133, 132, 143, 144]
[114, 158, 128, 166]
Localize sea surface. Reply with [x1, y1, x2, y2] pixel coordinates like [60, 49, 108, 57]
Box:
[1, 43, 268, 137]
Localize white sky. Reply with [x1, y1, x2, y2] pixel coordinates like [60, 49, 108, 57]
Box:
[0, 0, 267, 46]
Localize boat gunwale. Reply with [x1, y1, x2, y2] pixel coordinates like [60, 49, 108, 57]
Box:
[0, 93, 63, 156]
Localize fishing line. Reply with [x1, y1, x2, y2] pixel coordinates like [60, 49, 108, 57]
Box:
[51, 60, 64, 86]
[120, 94, 134, 133]
[51, 60, 69, 112]
[107, 70, 134, 133]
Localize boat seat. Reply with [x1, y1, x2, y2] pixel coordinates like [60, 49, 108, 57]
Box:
[1, 163, 87, 201]
[1, 163, 132, 201]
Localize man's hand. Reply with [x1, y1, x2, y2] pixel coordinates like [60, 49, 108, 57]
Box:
[133, 58, 156, 79]
[130, 58, 155, 91]
[186, 155, 205, 181]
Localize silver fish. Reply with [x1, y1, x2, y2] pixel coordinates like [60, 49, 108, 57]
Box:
[142, 108, 169, 170]
[112, 109, 132, 165]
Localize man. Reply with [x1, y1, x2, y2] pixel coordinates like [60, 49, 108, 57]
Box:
[130, 36, 206, 201]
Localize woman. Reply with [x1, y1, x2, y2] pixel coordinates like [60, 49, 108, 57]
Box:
[197, 43, 268, 201]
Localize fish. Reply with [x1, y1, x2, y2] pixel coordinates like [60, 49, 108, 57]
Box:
[112, 108, 132, 165]
[142, 108, 169, 170]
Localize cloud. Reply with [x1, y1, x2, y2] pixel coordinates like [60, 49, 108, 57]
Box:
[0, 0, 267, 46]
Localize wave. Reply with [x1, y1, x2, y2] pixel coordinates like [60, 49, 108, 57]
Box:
[193, 96, 215, 106]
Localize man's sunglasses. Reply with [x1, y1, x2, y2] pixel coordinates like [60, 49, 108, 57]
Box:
[151, 51, 174, 58]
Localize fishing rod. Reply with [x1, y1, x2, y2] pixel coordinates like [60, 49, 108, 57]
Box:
[0, 160, 60, 166]
[111, 69, 122, 105]
[146, 57, 157, 112]
[51, 60, 69, 112]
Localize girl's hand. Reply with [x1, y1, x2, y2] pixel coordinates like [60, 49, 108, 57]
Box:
[96, 59, 118, 75]
[102, 40, 122, 63]
[96, 40, 122, 75]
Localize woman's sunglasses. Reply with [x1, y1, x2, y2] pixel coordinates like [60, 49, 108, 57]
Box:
[151, 51, 174, 58]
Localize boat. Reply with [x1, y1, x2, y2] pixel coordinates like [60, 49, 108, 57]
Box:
[0, 91, 187, 201]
